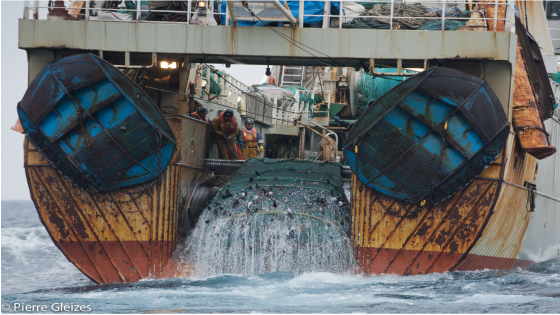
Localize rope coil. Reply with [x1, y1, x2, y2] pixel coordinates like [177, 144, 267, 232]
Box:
[364, 3, 439, 29]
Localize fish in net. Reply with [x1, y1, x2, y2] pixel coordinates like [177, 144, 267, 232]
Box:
[177, 159, 357, 277]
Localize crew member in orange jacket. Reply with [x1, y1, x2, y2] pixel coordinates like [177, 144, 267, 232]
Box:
[212, 109, 239, 160]
[191, 107, 210, 122]
[239, 118, 264, 160]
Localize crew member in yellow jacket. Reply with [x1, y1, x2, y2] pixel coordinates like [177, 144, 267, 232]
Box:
[212, 109, 240, 160]
[238, 118, 264, 160]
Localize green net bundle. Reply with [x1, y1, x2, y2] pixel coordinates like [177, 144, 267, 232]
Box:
[356, 68, 411, 115]
[549, 71, 560, 85]
[343, 18, 411, 29]
[417, 20, 466, 30]
[355, 2, 387, 11]
[201, 69, 225, 98]
[116, 1, 150, 20]
[179, 159, 355, 276]
[282, 86, 316, 118]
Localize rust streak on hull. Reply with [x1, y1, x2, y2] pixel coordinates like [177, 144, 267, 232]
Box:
[24, 116, 210, 284]
[454, 137, 538, 271]
[352, 248, 535, 275]
[352, 128, 542, 275]
[512, 45, 556, 159]
[351, 144, 505, 275]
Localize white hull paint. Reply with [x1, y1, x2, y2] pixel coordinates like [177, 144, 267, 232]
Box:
[518, 114, 560, 263]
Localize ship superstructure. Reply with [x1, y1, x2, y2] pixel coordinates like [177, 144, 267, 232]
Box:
[16, 0, 560, 283]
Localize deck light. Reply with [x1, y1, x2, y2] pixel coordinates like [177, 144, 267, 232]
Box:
[160, 61, 177, 69]
[265, 66, 271, 76]
[198, 1, 206, 8]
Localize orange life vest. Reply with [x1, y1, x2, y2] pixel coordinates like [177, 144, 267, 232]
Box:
[242, 128, 258, 143]
[192, 112, 209, 123]
[219, 112, 237, 134]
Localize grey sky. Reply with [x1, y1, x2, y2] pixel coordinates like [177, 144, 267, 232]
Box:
[1, 1, 265, 200]
[2, 1, 31, 201]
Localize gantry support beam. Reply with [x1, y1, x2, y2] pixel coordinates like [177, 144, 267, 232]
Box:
[19, 20, 516, 68]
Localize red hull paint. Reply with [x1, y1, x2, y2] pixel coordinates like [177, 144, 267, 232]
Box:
[357, 247, 535, 275]
[356, 247, 463, 275]
[57, 241, 177, 284]
[453, 253, 535, 271]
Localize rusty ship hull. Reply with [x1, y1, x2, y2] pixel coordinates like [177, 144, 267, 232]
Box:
[348, 7, 557, 275]
[24, 115, 211, 284]
[17, 0, 559, 285]
[351, 131, 540, 275]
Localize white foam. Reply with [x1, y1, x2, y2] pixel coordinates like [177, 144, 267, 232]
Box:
[454, 293, 545, 305]
[178, 209, 354, 277]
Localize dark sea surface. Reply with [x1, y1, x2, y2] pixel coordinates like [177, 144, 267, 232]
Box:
[2, 200, 560, 313]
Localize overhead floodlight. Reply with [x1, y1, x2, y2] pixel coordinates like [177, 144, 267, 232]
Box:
[265, 66, 271, 76]
[160, 61, 177, 69]
[198, 1, 206, 8]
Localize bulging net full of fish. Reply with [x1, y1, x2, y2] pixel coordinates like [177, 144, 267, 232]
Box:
[177, 159, 356, 277]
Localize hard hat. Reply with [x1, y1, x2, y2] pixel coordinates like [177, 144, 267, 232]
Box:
[223, 109, 234, 118]
[245, 118, 254, 124]
[197, 107, 208, 114]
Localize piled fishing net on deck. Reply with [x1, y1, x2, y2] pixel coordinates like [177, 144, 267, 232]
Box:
[344, 3, 439, 29]
[178, 159, 355, 276]
[145, 1, 195, 21]
[343, 3, 467, 30]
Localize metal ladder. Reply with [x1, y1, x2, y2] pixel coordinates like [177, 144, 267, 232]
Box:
[281, 66, 305, 86]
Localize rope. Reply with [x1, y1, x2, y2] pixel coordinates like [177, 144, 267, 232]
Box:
[145, 1, 193, 21]
[363, 3, 439, 29]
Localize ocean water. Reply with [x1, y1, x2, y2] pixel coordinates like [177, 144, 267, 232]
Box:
[2, 200, 560, 313]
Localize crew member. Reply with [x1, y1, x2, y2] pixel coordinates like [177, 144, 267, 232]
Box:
[191, 107, 210, 122]
[332, 99, 376, 133]
[333, 116, 356, 130]
[239, 118, 264, 160]
[212, 109, 239, 160]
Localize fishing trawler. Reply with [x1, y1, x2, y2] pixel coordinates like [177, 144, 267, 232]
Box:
[15, 0, 559, 283]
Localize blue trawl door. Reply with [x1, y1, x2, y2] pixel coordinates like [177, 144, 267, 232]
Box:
[343, 67, 509, 206]
[18, 54, 177, 193]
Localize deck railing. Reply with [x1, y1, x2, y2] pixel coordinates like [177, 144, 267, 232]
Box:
[21, 0, 515, 126]
[195, 65, 325, 126]
[23, 0, 514, 33]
